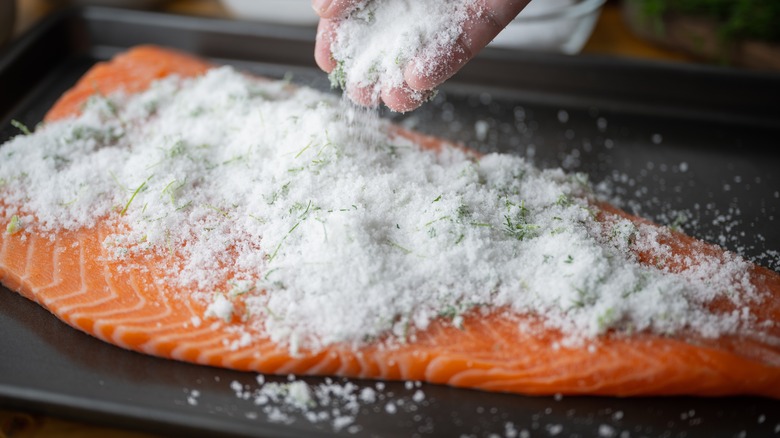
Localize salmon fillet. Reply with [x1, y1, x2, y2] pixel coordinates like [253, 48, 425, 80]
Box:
[1, 45, 779, 398]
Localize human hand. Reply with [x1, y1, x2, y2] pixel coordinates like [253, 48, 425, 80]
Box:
[312, 0, 530, 112]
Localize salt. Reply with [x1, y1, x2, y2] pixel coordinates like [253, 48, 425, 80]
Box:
[329, 0, 477, 103]
[0, 65, 765, 353]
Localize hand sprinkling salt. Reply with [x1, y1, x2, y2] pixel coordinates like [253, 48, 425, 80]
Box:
[312, 0, 530, 112]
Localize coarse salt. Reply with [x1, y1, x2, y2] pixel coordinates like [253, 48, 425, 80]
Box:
[329, 0, 477, 104]
[0, 65, 763, 353]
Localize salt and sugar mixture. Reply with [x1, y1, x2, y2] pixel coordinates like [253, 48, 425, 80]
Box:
[328, 0, 477, 104]
[0, 65, 763, 352]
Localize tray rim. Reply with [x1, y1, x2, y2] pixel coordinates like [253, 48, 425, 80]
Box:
[3, 5, 780, 131]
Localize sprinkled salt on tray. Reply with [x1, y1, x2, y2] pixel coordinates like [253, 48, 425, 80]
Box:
[0, 65, 766, 353]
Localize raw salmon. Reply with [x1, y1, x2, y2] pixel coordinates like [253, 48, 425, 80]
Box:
[1, 45, 779, 398]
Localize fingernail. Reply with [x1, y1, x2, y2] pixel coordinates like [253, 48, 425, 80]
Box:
[312, 0, 332, 15]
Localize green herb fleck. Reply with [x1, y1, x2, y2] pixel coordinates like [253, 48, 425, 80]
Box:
[329, 61, 347, 90]
[556, 194, 572, 207]
[456, 204, 470, 220]
[424, 215, 451, 227]
[121, 177, 151, 216]
[386, 239, 412, 255]
[669, 212, 688, 232]
[6, 215, 22, 235]
[204, 204, 232, 219]
[550, 227, 566, 236]
[161, 179, 185, 205]
[503, 214, 539, 241]
[295, 141, 313, 159]
[268, 222, 301, 262]
[597, 307, 616, 332]
[11, 120, 31, 135]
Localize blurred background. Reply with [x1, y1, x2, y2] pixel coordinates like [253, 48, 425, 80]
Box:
[2, 0, 780, 72]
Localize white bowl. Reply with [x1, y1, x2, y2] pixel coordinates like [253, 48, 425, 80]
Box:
[489, 0, 607, 54]
[220, 0, 319, 26]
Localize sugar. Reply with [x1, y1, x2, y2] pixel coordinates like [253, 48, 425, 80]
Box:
[0, 65, 765, 353]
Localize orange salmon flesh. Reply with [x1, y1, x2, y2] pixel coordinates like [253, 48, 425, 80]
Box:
[1, 45, 779, 398]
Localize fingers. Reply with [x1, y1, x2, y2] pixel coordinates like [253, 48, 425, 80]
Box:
[314, 0, 530, 112]
[380, 85, 432, 113]
[315, 19, 338, 73]
[312, 0, 364, 19]
[404, 35, 472, 93]
[347, 84, 380, 108]
[347, 83, 429, 114]
[405, 0, 530, 92]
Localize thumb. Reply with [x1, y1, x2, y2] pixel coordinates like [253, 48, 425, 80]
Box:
[312, 0, 333, 16]
[312, 0, 364, 19]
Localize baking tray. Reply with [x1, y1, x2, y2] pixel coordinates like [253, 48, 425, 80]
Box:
[1, 6, 779, 438]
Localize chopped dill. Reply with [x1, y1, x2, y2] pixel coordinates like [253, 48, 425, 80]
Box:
[596, 307, 616, 332]
[204, 204, 232, 218]
[295, 141, 313, 159]
[550, 227, 566, 236]
[161, 179, 185, 205]
[264, 268, 280, 281]
[222, 155, 245, 166]
[167, 140, 187, 158]
[571, 172, 589, 187]
[120, 177, 152, 216]
[265, 182, 291, 205]
[556, 194, 572, 207]
[456, 204, 470, 220]
[6, 215, 22, 235]
[294, 200, 313, 219]
[438, 305, 458, 319]
[11, 120, 31, 135]
[329, 61, 347, 90]
[386, 239, 412, 255]
[669, 212, 688, 232]
[228, 280, 256, 297]
[268, 222, 301, 262]
[424, 215, 451, 227]
[503, 214, 539, 241]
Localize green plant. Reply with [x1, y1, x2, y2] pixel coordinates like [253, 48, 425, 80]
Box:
[637, 0, 780, 42]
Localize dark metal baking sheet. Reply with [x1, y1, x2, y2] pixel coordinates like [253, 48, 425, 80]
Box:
[1, 6, 780, 438]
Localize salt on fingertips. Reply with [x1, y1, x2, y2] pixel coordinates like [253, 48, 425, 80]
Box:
[329, 0, 478, 105]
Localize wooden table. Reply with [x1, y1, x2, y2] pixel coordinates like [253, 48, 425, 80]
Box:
[1, 1, 698, 437]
